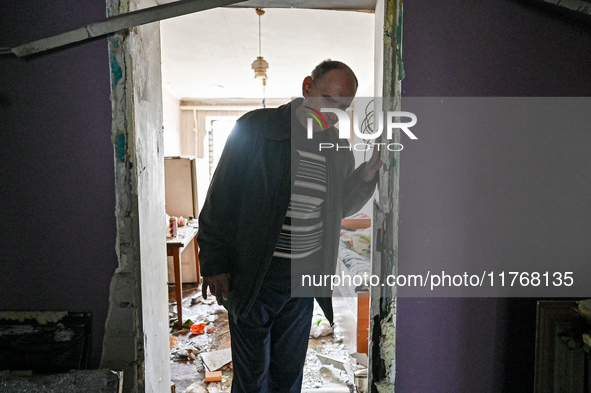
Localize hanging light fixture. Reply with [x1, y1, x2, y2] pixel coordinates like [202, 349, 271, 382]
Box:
[251, 8, 269, 86]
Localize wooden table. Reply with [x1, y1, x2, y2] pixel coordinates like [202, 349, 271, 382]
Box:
[166, 225, 199, 329]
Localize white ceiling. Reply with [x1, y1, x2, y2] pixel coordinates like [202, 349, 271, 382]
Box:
[160, 6, 375, 102]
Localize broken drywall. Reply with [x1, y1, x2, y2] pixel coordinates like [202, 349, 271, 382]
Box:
[101, 17, 143, 393]
[374, 302, 396, 393]
[101, 0, 170, 391]
[369, 0, 402, 391]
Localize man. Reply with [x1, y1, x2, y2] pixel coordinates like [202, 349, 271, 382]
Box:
[198, 60, 381, 392]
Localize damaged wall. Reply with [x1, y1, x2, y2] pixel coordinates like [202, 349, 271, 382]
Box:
[0, 0, 116, 370]
[1, 1, 169, 391]
[100, 0, 170, 392]
[5, 1, 588, 393]
[128, 1, 170, 390]
[369, 0, 401, 391]
[397, 1, 591, 392]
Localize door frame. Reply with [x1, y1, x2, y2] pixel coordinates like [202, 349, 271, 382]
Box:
[103, 1, 403, 391]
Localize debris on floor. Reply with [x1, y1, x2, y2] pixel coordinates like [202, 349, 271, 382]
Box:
[0, 370, 123, 393]
[204, 371, 222, 382]
[191, 323, 207, 335]
[302, 342, 356, 390]
[200, 348, 232, 372]
[316, 353, 354, 378]
[170, 335, 179, 349]
[310, 314, 333, 338]
[184, 382, 206, 393]
[169, 283, 368, 393]
[354, 369, 368, 393]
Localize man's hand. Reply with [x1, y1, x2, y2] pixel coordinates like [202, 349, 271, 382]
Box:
[360, 139, 383, 182]
[202, 273, 229, 305]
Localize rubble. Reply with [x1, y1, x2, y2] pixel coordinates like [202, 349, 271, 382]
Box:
[191, 323, 207, 335]
[0, 370, 122, 393]
[170, 335, 179, 350]
[310, 314, 333, 338]
[170, 284, 369, 393]
[200, 348, 232, 372]
[204, 371, 222, 382]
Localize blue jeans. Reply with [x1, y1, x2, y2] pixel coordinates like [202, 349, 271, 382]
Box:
[229, 280, 314, 393]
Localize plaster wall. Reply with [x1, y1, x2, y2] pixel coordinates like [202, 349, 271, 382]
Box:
[0, 0, 116, 370]
[129, 16, 171, 393]
[99, 0, 170, 391]
[396, 1, 591, 392]
[4, 1, 588, 392]
[162, 87, 182, 156]
[100, 0, 171, 391]
[370, 0, 402, 391]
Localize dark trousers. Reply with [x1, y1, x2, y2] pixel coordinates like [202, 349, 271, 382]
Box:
[229, 280, 314, 393]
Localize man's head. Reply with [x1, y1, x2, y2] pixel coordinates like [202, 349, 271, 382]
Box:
[309, 60, 359, 90]
[297, 60, 358, 132]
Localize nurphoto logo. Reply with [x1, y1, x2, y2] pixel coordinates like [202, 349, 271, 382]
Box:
[304, 97, 418, 152]
[302, 106, 328, 131]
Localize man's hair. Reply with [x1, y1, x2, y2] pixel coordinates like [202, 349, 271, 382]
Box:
[310, 59, 358, 88]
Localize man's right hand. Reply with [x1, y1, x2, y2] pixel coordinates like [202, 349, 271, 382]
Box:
[202, 273, 229, 305]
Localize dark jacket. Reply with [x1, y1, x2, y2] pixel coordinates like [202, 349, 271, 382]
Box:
[197, 98, 377, 323]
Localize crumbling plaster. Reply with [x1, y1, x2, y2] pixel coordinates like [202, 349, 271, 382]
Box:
[101, 0, 170, 392]
[97, 1, 401, 392]
[370, 0, 402, 391]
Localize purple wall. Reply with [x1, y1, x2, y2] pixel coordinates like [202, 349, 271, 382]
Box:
[1, 0, 589, 384]
[0, 1, 116, 368]
[397, 1, 591, 392]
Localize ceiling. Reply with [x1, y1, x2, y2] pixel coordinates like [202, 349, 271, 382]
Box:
[160, 5, 376, 102]
[228, 0, 377, 10]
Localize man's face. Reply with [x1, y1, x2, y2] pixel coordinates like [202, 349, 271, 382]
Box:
[298, 68, 357, 132]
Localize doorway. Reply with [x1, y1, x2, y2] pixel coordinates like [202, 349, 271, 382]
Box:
[105, 1, 403, 391]
[160, 6, 375, 391]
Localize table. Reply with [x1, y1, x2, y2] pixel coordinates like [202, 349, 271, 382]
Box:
[166, 225, 199, 329]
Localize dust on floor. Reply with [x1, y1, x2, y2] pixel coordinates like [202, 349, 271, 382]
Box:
[168, 283, 366, 393]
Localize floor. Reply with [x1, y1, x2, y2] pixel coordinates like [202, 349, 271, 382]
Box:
[168, 283, 365, 393]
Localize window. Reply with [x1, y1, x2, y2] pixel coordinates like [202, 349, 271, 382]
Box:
[207, 117, 238, 180]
